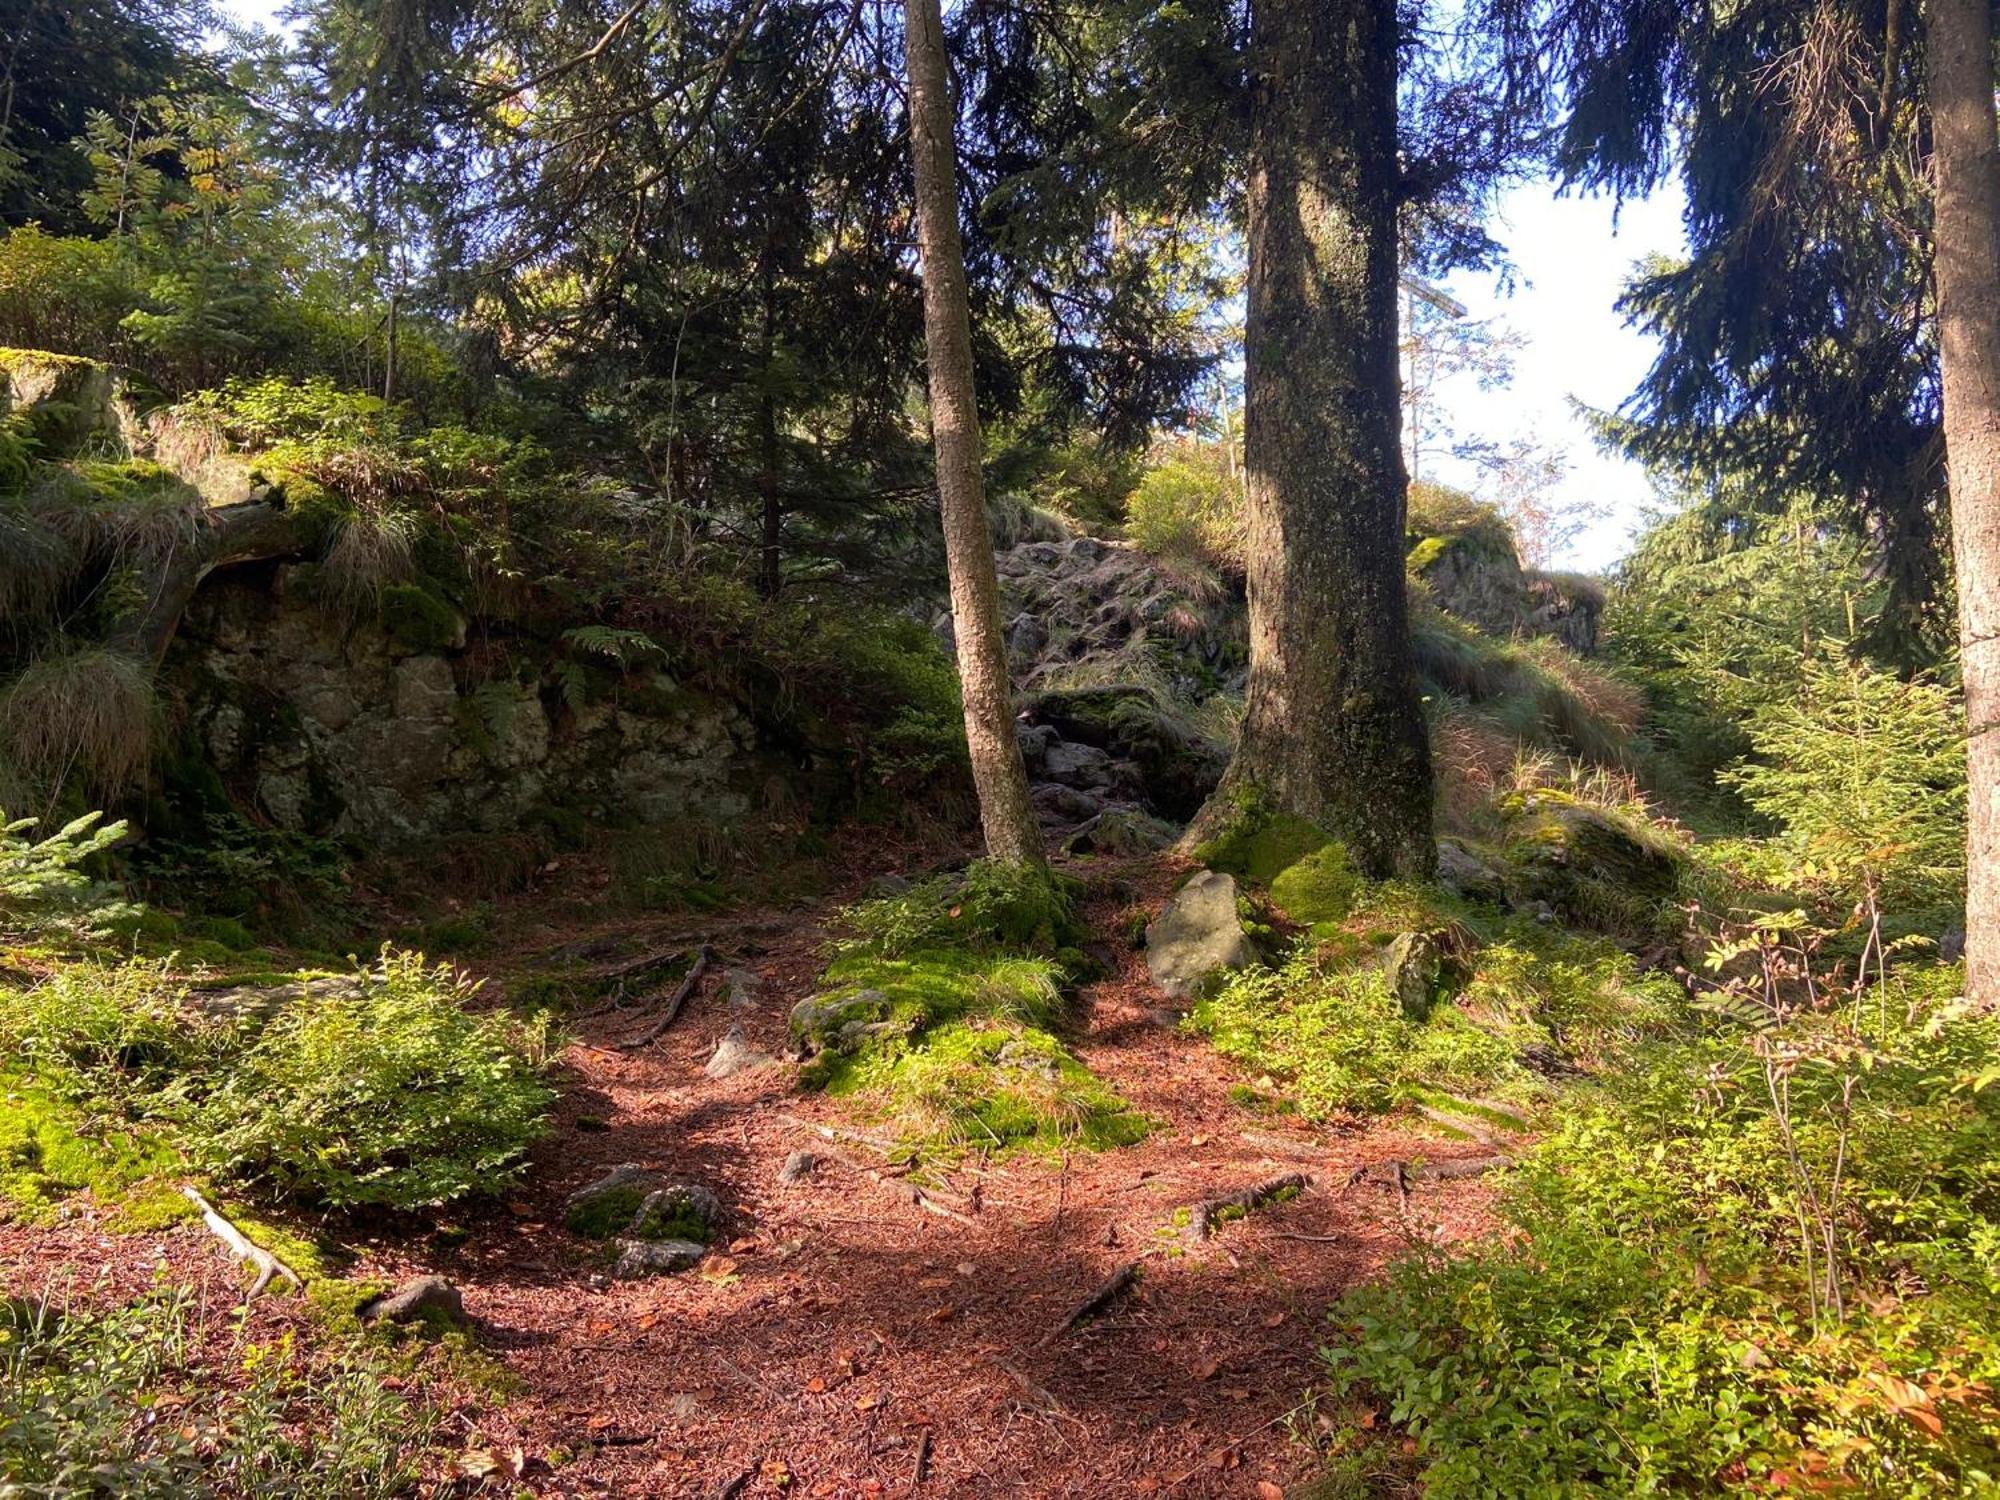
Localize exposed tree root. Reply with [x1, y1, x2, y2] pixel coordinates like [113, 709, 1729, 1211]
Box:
[1038, 1259, 1142, 1347]
[1342, 1154, 1513, 1210]
[180, 1186, 301, 1300]
[617, 944, 713, 1048]
[1184, 1171, 1314, 1238]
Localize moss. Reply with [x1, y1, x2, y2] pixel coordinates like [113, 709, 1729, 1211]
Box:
[0, 1078, 188, 1225]
[835, 1021, 1148, 1157]
[628, 1188, 715, 1244]
[378, 582, 460, 652]
[564, 1184, 647, 1240]
[1495, 792, 1685, 938]
[1193, 789, 1334, 887]
[1269, 842, 1362, 927]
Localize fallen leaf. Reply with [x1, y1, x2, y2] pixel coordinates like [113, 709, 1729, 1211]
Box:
[1134, 1478, 1164, 1495]
[505, 1200, 534, 1217]
[1257, 1483, 1285, 1500]
[1190, 1134, 1210, 1148]
[1192, 1356, 1220, 1381]
[1261, 1311, 1287, 1328]
[855, 1392, 884, 1412]
[805, 1377, 827, 1394]
[637, 1313, 659, 1331]
[699, 1257, 739, 1281]
[928, 1304, 956, 1323]
[760, 1457, 793, 1488]
[729, 1236, 758, 1254]
[1223, 1386, 1252, 1401]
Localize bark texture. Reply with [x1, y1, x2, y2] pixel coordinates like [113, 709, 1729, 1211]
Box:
[1928, 0, 2000, 1005]
[903, 0, 1043, 865]
[1212, 0, 1434, 877]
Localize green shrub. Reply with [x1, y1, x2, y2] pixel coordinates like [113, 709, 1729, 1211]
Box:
[836, 860, 1083, 958]
[0, 958, 225, 1105]
[1125, 455, 1241, 568]
[191, 950, 555, 1209]
[1325, 969, 2000, 1497]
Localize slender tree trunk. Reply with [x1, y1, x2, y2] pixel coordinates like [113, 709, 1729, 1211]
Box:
[1200, 0, 1433, 878]
[1928, 0, 2000, 1005]
[757, 256, 783, 600]
[903, 0, 1042, 864]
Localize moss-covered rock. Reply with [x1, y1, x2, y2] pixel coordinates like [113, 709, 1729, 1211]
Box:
[0, 348, 120, 458]
[1269, 842, 1361, 927]
[1496, 791, 1684, 936]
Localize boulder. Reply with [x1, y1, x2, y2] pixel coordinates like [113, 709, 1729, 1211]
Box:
[705, 1025, 775, 1079]
[789, 987, 895, 1055]
[1063, 809, 1179, 857]
[1499, 794, 1683, 933]
[611, 1238, 707, 1278]
[1042, 739, 1115, 787]
[1435, 838, 1506, 904]
[1381, 931, 1443, 1022]
[1145, 870, 1261, 1000]
[722, 967, 765, 1012]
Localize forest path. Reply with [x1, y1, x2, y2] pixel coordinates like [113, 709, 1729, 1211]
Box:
[414, 851, 1507, 1498]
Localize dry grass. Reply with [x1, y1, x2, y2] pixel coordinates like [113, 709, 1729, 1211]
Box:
[317, 505, 418, 615]
[0, 646, 157, 803]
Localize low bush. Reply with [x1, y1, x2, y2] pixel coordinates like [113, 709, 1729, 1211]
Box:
[0, 810, 132, 943]
[1124, 455, 1242, 570]
[1325, 966, 2000, 1496]
[190, 951, 556, 1209]
[0, 948, 555, 1215]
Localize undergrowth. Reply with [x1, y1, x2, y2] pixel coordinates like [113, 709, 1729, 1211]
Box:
[1325, 967, 2000, 1496]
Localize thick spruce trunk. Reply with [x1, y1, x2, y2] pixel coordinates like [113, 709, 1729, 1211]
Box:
[903, 0, 1043, 864]
[1205, 0, 1434, 878]
[1928, 0, 2000, 1005]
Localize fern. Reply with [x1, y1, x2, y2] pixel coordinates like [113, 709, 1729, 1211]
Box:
[560, 625, 666, 667]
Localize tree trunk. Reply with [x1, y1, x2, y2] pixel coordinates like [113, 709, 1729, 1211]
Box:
[108, 496, 320, 665]
[1928, 0, 2000, 1005]
[757, 256, 783, 600]
[903, 0, 1043, 865]
[1203, 0, 1433, 878]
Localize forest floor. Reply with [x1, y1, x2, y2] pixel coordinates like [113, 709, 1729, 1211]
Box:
[2, 843, 1508, 1499]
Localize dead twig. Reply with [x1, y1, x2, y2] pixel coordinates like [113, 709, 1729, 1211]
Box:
[180, 1186, 300, 1300]
[911, 1425, 933, 1487]
[1185, 1171, 1314, 1238]
[1038, 1259, 1141, 1347]
[617, 944, 713, 1048]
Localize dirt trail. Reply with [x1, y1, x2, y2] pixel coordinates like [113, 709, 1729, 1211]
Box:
[425, 859, 1503, 1498]
[0, 853, 1505, 1499]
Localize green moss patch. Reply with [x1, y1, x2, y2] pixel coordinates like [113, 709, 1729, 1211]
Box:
[1192, 790, 1335, 886]
[563, 1182, 647, 1239]
[1269, 842, 1361, 928]
[825, 1020, 1148, 1155]
[0, 1079, 190, 1227]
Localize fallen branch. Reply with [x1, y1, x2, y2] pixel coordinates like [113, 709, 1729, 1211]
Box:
[1038, 1259, 1141, 1347]
[617, 944, 713, 1049]
[1185, 1171, 1314, 1239]
[912, 1426, 933, 1487]
[180, 1186, 300, 1300]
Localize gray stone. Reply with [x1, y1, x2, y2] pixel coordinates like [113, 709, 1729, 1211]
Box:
[704, 1025, 775, 1079]
[1382, 931, 1443, 1022]
[1042, 739, 1115, 787]
[1063, 809, 1179, 857]
[722, 967, 765, 1012]
[611, 1238, 707, 1278]
[358, 1275, 464, 1325]
[1015, 723, 1060, 767]
[1145, 870, 1260, 1000]
[1435, 838, 1505, 904]
[1031, 782, 1106, 825]
[1007, 611, 1047, 660]
[777, 1149, 821, 1185]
